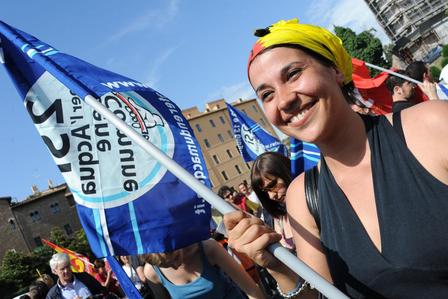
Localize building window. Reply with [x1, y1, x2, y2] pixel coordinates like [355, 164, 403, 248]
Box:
[227, 130, 233, 138]
[195, 124, 202, 132]
[242, 109, 247, 114]
[235, 165, 242, 174]
[252, 105, 258, 113]
[30, 211, 41, 222]
[34, 236, 43, 247]
[64, 224, 73, 235]
[204, 139, 210, 148]
[226, 149, 233, 158]
[50, 202, 61, 214]
[221, 171, 229, 181]
[219, 116, 226, 124]
[260, 118, 266, 125]
[209, 119, 216, 127]
[212, 155, 220, 164]
[8, 218, 16, 230]
[218, 134, 224, 143]
[246, 163, 251, 169]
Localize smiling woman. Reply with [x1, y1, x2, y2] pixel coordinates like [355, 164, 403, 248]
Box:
[224, 18, 448, 299]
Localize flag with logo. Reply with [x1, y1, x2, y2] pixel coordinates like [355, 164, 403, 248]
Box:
[290, 138, 320, 178]
[226, 103, 286, 162]
[42, 239, 95, 275]
[0, 21, 211, 257]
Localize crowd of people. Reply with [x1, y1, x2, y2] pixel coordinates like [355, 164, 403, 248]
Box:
[17, 17, 448, 299]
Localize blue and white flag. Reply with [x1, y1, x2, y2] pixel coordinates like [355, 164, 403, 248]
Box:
[290, 138, 320, 178]
[0, 21, 211, 257]
[226, 103, 286, 162]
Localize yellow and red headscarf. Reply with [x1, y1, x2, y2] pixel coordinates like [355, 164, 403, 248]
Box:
[248, 19, 352, 85]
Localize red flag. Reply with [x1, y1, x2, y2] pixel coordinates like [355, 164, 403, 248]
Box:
[352, 58, 392, 115]
[42, 239, 95, 275]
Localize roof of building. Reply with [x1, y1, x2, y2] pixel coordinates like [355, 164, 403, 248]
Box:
[11, 183, 69, 208]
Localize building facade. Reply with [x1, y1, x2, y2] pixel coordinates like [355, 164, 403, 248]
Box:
[0, 183, 82, 260]
[364, 0, 448, 62]
[183, 98, 281, 194]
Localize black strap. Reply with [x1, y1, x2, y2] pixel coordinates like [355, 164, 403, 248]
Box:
[392, 111, 407, 146]
[304, 165, 320, 231]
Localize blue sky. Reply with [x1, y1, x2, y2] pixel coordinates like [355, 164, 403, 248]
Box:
[0, 0, 389, 200]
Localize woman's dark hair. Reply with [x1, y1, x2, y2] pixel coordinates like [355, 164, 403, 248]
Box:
[217, 185, 233, 199]
[255, 43, 358, 105]
[94, 259, 105, 269]
[251, 152, 291, 218]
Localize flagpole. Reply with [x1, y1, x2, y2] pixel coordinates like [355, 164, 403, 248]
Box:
[84, 95, 348, 299]
[364, 62, 422, 84]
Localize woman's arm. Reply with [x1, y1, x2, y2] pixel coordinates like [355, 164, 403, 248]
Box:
[204, 239, 265, 299]
[143, 263, 170, 299]
[286, 174, 333, 283]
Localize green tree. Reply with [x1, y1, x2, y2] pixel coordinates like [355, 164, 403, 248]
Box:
[442, 44, 448, 57]
[334, 26, 390, 76]
[0, 250, 37, 297]
[441, 57, 448, 68]
[430, 66, 441, 80]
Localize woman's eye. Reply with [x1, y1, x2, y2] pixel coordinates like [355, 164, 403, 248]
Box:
[260, 91, 273, 102]
[287, 69, 302, 80]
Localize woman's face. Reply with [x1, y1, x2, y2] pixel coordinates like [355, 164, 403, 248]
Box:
[248, 47, 346, 143]
[261, 176, 287, 202]
[222, 190, 235, 203]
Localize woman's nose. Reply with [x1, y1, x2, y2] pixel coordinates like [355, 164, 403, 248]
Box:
[277, 87, 299, 113]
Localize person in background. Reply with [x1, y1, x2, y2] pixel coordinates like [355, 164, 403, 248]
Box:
[93, 259, 123, 297]
[405, 60, 439, 102]
[37, 274, 55, 290]
[143, 239, 265, 299]
[46, 253, 104, 299]
[238, 181, 262, 217]
[118, 256, 144, 293]
[251, 152, 295, 253]
[28, 281, 49, 299]
[224, 18, 448, 298]
[385, 70, 417, 112]
[218, 185, 255, 214]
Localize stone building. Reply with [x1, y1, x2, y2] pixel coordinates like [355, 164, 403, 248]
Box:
[364, 0, 448, 62]
[0, 183, 82, 260]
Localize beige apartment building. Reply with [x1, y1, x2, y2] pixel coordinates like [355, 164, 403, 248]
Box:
[183, 98, 281, 194]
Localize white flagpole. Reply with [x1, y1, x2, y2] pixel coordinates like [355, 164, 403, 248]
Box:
[84, 95, 349, 299]
[364, 62, 422, 84]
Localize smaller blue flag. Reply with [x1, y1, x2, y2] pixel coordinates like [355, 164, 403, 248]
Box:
[437, 83, 448, 99]
[226, 103, 286, 162]
[290, 138, 320, 178]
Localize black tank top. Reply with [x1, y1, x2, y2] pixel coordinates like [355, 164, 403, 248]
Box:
[318, 113, 448, 298]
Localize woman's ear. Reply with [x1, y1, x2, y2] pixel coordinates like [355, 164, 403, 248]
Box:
[333, 68, 345, 85]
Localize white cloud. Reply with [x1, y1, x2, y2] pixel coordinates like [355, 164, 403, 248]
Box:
[208, 81, 256, 102]
[108, 0, 180, 42]
[307, 0, 391, 44]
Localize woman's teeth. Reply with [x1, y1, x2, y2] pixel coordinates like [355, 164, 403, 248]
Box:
[291, 109, 308, 122]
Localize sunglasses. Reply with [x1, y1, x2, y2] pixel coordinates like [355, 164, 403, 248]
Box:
[261, 178, 279, 193]
[224, 193, 233, 199]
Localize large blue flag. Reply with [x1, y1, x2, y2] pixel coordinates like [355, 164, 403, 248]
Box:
[226, 103, 286, 162]
[0, 21, 211, 257]
[290, 138, 320, 178]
